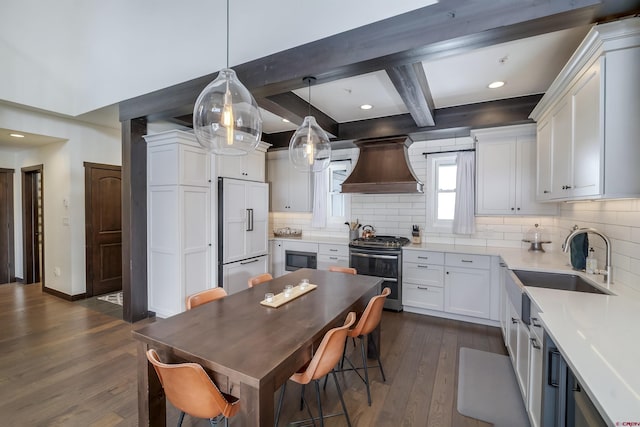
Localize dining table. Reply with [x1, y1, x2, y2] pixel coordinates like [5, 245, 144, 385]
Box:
[132, 268, 383, 426]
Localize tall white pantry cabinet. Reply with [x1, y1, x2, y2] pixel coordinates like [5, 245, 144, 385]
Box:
[144, 130, 268, 317]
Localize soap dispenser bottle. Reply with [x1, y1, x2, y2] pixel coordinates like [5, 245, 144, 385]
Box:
[586, 247, 597, 274]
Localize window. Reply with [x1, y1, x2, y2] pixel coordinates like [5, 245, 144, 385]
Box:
[426, 154, 457, 231]
[327, 160, 350, 220]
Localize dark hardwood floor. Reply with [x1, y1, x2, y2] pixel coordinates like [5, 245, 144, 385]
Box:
[0, 282, 506, 426]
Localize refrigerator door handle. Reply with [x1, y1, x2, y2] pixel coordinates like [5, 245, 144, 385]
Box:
[249, 209, 254, 231]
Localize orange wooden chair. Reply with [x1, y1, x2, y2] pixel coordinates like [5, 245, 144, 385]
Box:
[328, 266, 357, 275]
[146, 349, 240, 427]
[340, 287, 391, 406]
[274, 312, 356, 427]
[248, 273, 273, 288]
[186, 288, 227, 310]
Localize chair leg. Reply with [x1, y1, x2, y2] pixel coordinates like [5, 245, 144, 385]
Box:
[314, 380, 324, 427]
[274, 381, 287, 427]
[340, 336, 348, 369]
[360, 337, 372, 406]
[302, 384, 317, 427]
[177, 411, 185, 427]
[332, 370, 352, 427]
[370, 333, 386, 382]
[300, 383, 306, 411]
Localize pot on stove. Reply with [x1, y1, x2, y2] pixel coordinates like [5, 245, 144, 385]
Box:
[361, 225, 376, 239]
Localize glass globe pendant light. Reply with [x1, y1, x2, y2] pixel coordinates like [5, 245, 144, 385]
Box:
[192, 0, 262, 156]
[289, 77, 331, 171]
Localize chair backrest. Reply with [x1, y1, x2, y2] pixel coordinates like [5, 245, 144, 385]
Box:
[186, 288, 227, 310]
[349, 287, 391, 337]
[296, 312, 356, 383]
[146, 349, 240, 420]
[248, 273, 273, 288]
[328, 266, 357, 275]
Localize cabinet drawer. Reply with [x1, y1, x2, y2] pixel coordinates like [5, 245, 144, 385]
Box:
[529, 298, 544, 340]
[403, 250, 444, 265]
[318, 243, 349, 257]
[317, 254, 349, 270]
[403, 283, 444, 311]
[445, 253, 490, 269]
[402, 264, 444, 287]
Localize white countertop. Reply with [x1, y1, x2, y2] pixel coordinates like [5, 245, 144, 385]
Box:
[500, 250, 640, 425]
[269, 235, 350, 245]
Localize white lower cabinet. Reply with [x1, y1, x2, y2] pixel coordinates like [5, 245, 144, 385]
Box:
[444, 254, 491, 319]
[516, 319, 531, 398]
[222, 255, 269, 296]
[317, 243, 349, 270]
[270, 240, 285, 277]
[403, 250, 495, 324]
[506, 301, 519, 365]
[528, 302, 544, 427]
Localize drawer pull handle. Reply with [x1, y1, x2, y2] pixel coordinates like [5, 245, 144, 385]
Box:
[461, 259, 473, 263]
[329, 249, 338, 252]
[417, 286, 429, 290]
[530, 337, 541, 350]
[418, 256, 429, 259]
[417, 265, 429, 269]
[531, 317, 542, 327]
[329, 257, 338, 260]
[511, 317, 519, 324]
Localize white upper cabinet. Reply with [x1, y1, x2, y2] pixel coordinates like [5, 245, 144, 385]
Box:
[216, 141, 269, 182]
[530, 17, 640, 201]
[266, 151, 313, 212]
[474, 124, 557, 216]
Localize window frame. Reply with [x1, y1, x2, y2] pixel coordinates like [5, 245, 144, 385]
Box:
[426, 153, 457, 232]
[325, 158, 352, 225]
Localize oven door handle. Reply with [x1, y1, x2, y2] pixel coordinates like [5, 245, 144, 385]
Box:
[350, 252, 398, 260]
[379, 277, 397, 283]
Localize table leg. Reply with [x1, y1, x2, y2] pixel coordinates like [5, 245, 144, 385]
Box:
[238, 379, 274, 427]
[137, 342, 166, 426]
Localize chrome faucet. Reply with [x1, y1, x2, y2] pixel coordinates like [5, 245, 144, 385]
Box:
[562, 227, 612, 285]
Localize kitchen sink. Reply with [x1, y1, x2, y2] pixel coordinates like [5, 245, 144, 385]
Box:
[513, 270, 608, 294]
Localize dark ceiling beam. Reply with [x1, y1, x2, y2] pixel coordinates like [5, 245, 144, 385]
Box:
[386, 63, 435, 127]
[264, 93, 338, 137]
[119, 0, 634, 122]
[337, 94, 544, 143]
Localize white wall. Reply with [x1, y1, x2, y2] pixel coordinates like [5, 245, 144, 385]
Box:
[271, 138, 560, 250]
[554, 200, 640, 293]
[0, 103, 121, 295]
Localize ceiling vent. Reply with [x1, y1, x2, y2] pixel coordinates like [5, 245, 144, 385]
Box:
[341, 136, 424, 194]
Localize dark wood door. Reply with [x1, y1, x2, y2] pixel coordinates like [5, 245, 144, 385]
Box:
[22, 166, 42, 285]
[85, 163, 122, 297]
[0, 169, 15, 284]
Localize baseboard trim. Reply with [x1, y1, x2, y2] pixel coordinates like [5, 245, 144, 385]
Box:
[43, 286, 87, 301]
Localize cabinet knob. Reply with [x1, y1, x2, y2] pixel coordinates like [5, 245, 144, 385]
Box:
[543, 190, 550, 194]
[530, 337, 541, 350]
[565, 185, 572, 189]
[446, 271, 449, 275]
[511, 317, 519, 324]
[511, 207, 515, 211]
[517, 207, 521, 211]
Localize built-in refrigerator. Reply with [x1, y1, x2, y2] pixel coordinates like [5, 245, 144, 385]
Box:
[218, 177, 269, 295]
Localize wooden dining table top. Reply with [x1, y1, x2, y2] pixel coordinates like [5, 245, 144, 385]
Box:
[132, 268, 382, 390]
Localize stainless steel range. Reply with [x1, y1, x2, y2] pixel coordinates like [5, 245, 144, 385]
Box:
[349, 235, 410, 311]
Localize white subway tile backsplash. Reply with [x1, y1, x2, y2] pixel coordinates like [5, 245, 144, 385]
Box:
[486, 239, 523, 248]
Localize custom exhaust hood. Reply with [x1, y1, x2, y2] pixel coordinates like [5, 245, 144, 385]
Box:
[341, 136, 424, 194]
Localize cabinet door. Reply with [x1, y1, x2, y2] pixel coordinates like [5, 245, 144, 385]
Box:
[536, 119, 553, 200]
[270, 240, 285, 277]
[516, 321, 530, 399]
[528, 330, 543, 427]
[267, 157, 290, 211]
[444, 267, 491, 318]
[476, 139, 516, 214]
[571, 62, 602, 198]
[222, 255, 269, 295]
[182, 186, 212, 299]
[245, 150, 266, 182]
[221, 179, 248, 263]
[287, 168, 312, 212]
[516, 137, 557, 215]
[217, 155, 246, 180]
[506, 302, 519, 366]
[317, 254, 349, 270]
[245, 182, 269, 258]
[551, 99, 572, 197]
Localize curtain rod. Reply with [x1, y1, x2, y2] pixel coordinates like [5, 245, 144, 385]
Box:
[422, 148, 475, 156]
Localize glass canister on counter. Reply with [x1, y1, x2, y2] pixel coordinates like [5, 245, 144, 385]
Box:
[522, 224, 551, 252]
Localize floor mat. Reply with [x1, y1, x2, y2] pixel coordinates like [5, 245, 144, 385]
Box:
[97, 291, 123, 306]
[457, 347, 530, 427]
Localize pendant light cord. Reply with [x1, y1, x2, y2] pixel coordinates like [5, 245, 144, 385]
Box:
[226, 0, 230, 68]
[307, 79, 311, 117]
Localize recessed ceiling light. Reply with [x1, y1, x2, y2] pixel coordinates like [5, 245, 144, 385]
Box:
[488, 81, 505, 89]
[10, 133, 25, 138]
[360, 104, 373, 110]
[282, 118, 290, 123]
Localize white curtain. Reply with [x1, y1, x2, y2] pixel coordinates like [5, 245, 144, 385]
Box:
[311, 167, 328, 228]
[452, 151, 475, 235]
